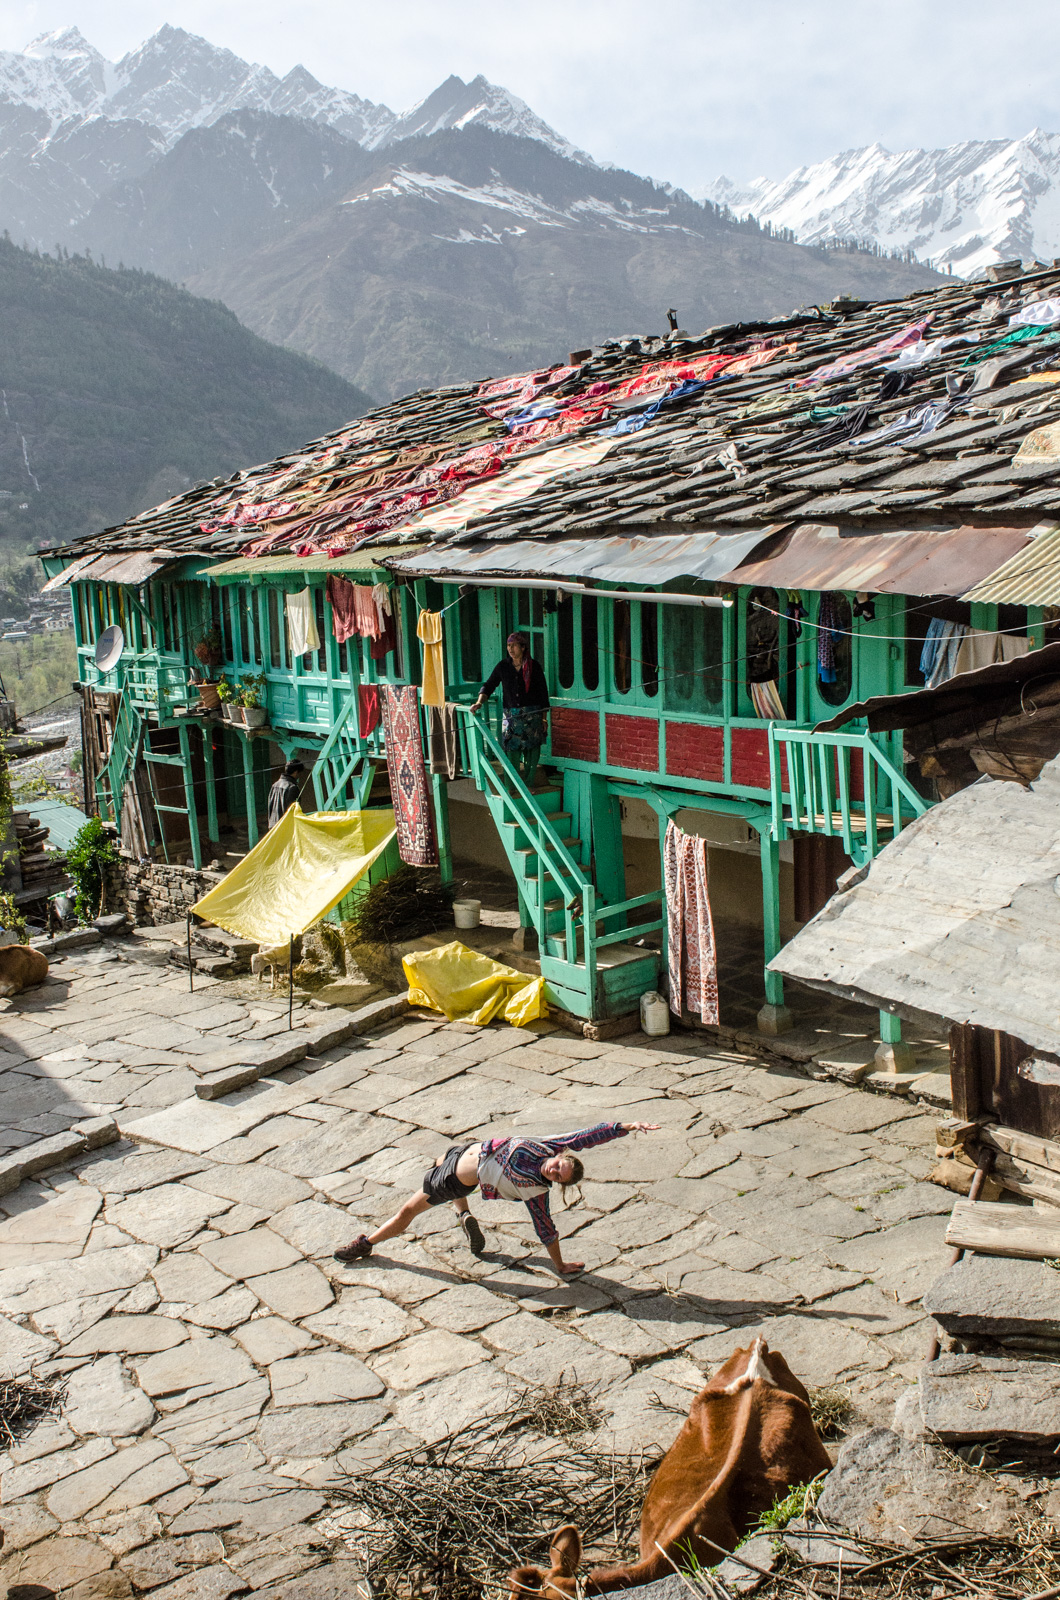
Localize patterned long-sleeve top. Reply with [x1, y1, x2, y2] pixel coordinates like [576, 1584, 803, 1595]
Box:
[476, 1122, 628, 1245]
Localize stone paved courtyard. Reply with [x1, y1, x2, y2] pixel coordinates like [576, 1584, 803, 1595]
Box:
[0, 938, 954, 1597]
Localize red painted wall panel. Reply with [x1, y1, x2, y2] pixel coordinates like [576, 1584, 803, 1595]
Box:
[550, 707, 600, 763]
[605, 714, 659, 772]
[665, 722, 725, 783]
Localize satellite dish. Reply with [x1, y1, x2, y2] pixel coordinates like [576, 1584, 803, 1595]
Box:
[95, 625, 125, 673]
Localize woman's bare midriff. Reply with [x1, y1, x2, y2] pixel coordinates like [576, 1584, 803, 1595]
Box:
[455, 1142, 483, 1187]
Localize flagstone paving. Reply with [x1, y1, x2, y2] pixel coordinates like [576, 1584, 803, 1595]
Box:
[0, 941, 954, 1594]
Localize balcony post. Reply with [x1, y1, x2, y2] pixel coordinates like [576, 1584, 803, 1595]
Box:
[875, 1007, 917, 1073]
[757, 826, 793, 1036]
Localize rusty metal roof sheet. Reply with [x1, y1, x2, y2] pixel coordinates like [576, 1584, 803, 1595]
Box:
[962, 522, 1060, 604]
[41, 550, 178, 590]
[205, 546, 417, 583]
[720, 520, 1034, 597]
[383, 528, 778, 585]
[770, 755, 1060, 1054]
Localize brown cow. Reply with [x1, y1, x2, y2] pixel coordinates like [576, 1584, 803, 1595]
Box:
[511, 1339, 831, 1598]
[0, 944, 48, 998]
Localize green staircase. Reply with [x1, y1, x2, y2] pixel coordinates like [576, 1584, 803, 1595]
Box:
[457, 707, 662, 1020]
[768, 724, 929, 868]
[95, 688, 143, 828]
[312, 689, 378, 812]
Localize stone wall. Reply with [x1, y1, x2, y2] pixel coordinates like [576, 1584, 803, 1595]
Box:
[106, 855, 226, 926]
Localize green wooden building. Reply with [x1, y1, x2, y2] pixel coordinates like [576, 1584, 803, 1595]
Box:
[42, 264, 1060, 1034]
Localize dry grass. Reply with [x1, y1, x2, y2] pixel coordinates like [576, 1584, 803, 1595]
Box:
[807, 1386, 856, 1441]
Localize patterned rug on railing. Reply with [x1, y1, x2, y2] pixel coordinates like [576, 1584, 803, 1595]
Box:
[381, 685, 438, 867]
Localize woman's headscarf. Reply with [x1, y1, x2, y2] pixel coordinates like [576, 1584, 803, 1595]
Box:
[508, 631, 532, 691]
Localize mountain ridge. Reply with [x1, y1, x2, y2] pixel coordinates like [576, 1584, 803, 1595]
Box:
[702, 129, 1060, 278]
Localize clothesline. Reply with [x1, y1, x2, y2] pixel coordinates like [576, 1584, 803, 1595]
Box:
[749, 600, 1038, 645]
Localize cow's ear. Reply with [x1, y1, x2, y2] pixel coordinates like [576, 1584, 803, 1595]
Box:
[551, 1525, 582, 1575]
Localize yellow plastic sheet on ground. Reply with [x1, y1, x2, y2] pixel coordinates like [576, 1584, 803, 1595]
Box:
[403, 940, 548, 1027]
[192, 804, 396, 945]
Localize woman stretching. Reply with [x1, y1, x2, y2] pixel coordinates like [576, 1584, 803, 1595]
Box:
[472, 629, 550, 788]
[335, 1121, 660, 1276]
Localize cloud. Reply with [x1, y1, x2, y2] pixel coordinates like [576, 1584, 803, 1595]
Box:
[0, 0, 1057, 190]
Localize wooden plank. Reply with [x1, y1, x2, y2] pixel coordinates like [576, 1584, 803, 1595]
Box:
[981, 1123, 1060, 1176]
[946, 1198, 1060, 1259]
[990, 1149, 1060, 1208]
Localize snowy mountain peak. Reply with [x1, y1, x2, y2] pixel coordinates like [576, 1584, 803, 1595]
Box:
[390, 72, 593, 164]
[24, 27, 100, 60]
[701, 130, 1060, 278]
[0, 26, 592, 168]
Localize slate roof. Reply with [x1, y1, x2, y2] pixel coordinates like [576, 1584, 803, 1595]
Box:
[43, 263, 1060, 573]
[771, 755, 1060, 1056]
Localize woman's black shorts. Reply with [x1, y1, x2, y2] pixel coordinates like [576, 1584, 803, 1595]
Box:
[422, 1144, 477, 1206]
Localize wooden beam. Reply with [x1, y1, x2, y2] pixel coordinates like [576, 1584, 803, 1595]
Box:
[980, 1123, 1060, 1176]
[945, 1198, 1060, 1260]
[949, 1022, 981, 1122]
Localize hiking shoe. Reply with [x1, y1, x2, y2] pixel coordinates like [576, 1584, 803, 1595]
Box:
[334, 1235, 373, 1263]
[461, 1213, 486, 1256]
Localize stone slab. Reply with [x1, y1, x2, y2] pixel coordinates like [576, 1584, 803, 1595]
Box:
[192, 1037, 309, 1077]
[0, 1242, 158, 1316]
[302, 1292, 422, 1352]
[200, 1229, 302, 1280]
[107, 1184, 231, 1248]
[134, 1337, 260, 1410]
[923, 1253, 1060, 1339]
[245, 1261, 334, 1319]
[918, 1353, 1060, 1440]
[815, 1426, 1022, 1545]
[182, 1163, 312, 1212]
[304, 1017, 363, 1055]
[63, 1353, 156, 1437]
[121, 1098, 285, 1155]
[255, 1400, 387, 1461]
[65, 1315, 190, 1357]
[370, 1329, 489, 1390]
[268, 1350, 386, 1407]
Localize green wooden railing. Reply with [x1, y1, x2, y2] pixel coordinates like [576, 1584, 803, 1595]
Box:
[457, 707, 663, 1002]
[312, 688, 375, 812]
[768, 724, 929, 866]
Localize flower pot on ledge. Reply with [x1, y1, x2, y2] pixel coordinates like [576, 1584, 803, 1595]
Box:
[242, 706, 267, 729]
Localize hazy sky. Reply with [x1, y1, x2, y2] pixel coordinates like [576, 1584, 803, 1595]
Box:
[1, 0, 1058, 190]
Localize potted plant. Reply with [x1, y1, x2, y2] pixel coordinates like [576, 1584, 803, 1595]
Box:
[216, 676, 238, 722]
[190, 671, 221, 712]
[194, 626, 223, 668]
[240, 672, 268, 729]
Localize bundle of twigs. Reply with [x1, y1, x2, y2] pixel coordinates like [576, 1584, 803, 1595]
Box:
[345, 867, 457, 945]
[0, 1376, 64, 1448]
[723, 1522, 1060, 1600]
[334, 1388, 655, 1600]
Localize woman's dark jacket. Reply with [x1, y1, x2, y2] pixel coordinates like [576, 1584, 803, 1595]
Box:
[480, 657, 550, 710]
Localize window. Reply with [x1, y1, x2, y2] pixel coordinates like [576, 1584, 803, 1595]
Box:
[817, 592, 853, 706]
[745, 588, 780, 690]
[236, 585, 250, 664]
[581, 596, 599, 691]
[459, 589, 481, 682]
[557, 596, 575, 689]
[613, 599, 632, 694]
[220, 587, 234, 661]
[267, 588, 285, 670]
[663, 603, 724, 714]
[314, 588, 326, 673]
[641, 602, 659, 698]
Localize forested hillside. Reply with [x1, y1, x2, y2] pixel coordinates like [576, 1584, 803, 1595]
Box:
[0, 238, 371, 551]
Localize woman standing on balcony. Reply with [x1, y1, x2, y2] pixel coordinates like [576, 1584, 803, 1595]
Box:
[471, 630, 550, 787]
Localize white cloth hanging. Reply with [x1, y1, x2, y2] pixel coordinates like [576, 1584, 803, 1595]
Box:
[285, 588, 320, 655]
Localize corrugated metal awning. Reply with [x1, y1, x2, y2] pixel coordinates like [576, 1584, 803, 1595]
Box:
[41, 550, 179, 591]
[720, 521, 1037, 597]
[815, 639, 1060, 733]
[30, 799, 89, 853]
[205, 547, 419, 584]
[383, 527, 779, 585]
[962, 522, 1060, 604]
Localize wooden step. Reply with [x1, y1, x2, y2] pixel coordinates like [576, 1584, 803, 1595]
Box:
[514, 836, 583, 862]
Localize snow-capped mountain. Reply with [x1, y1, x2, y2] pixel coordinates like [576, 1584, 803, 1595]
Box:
[704, 130, 1060, 278]
[0, 25, 585, 160]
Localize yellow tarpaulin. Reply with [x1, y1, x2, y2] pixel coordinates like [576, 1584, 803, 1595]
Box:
[403, 940, 548, 1027]
[193, 804, 397, 945]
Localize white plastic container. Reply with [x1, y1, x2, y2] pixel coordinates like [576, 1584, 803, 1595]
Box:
[640, 990, 670, 1036]
[453, 898, 481, 930]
